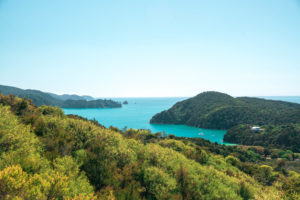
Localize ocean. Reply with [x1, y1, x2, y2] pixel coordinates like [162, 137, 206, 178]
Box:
[63, 96, 300, 144]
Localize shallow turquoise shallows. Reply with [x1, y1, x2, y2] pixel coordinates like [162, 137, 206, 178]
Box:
[63, 97, 228, 144]
[63, 96, 300, 144]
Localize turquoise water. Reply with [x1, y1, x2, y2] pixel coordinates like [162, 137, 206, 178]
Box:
[63, 96, 300, 144]
[63, 97, 227, 143]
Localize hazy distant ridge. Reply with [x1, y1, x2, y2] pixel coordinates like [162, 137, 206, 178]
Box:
[0, 85, 121, 108]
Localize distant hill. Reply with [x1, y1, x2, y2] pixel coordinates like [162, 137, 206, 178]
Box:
[47, 93, 94, 101]
[0, 85, 121, 108]
[62, 99, 121, 108]
[150, 91, 300, 129]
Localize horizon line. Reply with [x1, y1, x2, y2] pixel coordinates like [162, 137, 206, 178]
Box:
[2, 84, 300, 98]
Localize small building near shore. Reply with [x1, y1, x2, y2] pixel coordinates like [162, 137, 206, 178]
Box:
[251, 126, 261, 132]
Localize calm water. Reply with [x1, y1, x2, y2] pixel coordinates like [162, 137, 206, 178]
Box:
[63, 96, 300, 144]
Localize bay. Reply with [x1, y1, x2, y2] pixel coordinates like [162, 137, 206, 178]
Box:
[63, 96, 300, 144]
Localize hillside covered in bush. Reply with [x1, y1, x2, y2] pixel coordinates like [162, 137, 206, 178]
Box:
[0, 85, 121, 108]
[224, 124, 300, 153]
[150, 91, 300, 130]
[0, 93, 299, 199]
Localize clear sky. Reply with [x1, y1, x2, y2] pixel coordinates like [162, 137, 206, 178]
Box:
[1, 0, 300, 97]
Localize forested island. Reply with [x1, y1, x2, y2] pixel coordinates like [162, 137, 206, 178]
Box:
[0, 93, 299, 199]
[150, 91, 300, 129]
[61, 99, 121, 108]
[0, 85, 121, 108]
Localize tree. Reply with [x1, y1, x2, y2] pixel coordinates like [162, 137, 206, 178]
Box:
[176, 164, 191, 200]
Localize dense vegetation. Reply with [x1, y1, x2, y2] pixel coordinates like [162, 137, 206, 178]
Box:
[0, 93, 299, 199]
[224, 124, 300, 153]
[48, 93, 94, 101]
[0, 85, 121, 108]
[61, 99, 122, 108]
[150, 91, 300, 129]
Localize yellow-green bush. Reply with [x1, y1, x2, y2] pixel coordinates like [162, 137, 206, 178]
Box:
[0, 95, 297, 199]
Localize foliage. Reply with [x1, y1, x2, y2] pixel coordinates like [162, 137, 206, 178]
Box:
[0, 84, 121, 108]
[150, 91, 300, 129]
[0, 93, 299, 199]
[224, 124, 300, 152]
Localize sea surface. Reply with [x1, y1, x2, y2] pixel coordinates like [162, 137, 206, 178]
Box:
[63, 96, 300, 144]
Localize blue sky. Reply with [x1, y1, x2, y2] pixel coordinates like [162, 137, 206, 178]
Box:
[1, 0, 300, 97]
